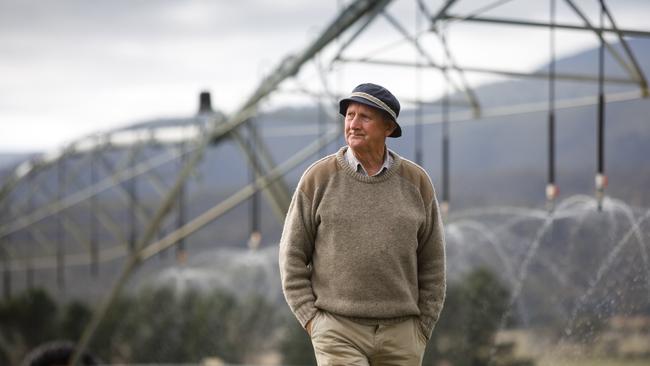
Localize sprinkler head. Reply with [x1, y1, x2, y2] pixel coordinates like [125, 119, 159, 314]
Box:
[546, 184, 559, 212]
[595, 173, 608, 190]
[595, 174, 607, 211]
[546, 183, 559, 201]
[248, 231, 262, 250]
[176, 249, 188, 266]
[440, 201, 449, 221]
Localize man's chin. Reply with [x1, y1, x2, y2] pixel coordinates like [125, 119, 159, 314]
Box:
[347, 142, 365, 150]
[347, 137, 365, 146]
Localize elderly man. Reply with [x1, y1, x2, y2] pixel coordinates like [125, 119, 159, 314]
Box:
[279, 83, 446, 365]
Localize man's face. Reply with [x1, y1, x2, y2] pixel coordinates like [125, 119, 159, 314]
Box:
[344, 102, 393, 153]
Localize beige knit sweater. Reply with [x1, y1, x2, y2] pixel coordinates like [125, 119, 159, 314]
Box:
[279, 146, 446, 337]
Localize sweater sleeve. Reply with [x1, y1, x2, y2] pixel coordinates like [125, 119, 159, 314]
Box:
[279, 188, 318, 328]
[417, 190, 447, 338]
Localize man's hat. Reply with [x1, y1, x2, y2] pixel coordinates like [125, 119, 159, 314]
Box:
[339, 83, 402, 138]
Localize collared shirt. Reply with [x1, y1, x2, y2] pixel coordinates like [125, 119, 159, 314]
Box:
[345, 146, 394, 177]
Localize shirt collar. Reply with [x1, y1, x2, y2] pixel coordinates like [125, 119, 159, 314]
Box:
[345, 146, 393, 177]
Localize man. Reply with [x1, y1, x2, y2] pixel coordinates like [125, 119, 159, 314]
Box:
[279, 83, 446, 365]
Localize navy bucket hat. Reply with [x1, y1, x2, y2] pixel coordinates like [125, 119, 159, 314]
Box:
[339, 83, 402, 138]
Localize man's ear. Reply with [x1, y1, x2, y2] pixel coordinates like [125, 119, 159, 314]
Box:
[385, 120, 396, 136]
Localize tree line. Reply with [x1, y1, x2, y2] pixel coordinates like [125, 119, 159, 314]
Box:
[1, 267, 516, 366]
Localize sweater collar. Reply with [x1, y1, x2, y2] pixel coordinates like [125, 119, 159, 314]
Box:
[336, 146, 401, 183]
[344, 146, 394, 177]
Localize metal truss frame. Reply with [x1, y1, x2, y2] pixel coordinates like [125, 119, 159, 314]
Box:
[0, 0, 647, 363]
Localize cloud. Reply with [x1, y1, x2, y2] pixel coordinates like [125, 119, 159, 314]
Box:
[1, 0, 649, 151]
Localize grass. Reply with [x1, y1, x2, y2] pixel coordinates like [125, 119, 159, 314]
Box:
[537, 358, 650, 366]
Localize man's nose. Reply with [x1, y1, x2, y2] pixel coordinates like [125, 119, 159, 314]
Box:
[349, 115, 361, 129]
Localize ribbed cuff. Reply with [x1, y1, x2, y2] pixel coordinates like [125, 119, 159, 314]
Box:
[295, 303, 318, 329]
[419, 315, 436, 339]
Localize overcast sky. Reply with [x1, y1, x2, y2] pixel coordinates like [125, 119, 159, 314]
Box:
[2, 0, 649, 152]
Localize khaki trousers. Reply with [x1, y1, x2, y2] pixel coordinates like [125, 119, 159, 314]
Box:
[310, 311, 428, 366]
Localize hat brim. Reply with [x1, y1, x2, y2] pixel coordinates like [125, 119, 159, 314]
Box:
[339, 97, 402, 138]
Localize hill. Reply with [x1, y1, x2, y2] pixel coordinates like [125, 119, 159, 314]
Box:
[1, 40, 650, 303]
